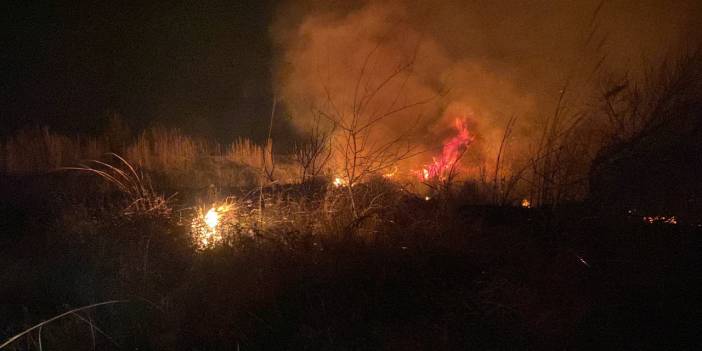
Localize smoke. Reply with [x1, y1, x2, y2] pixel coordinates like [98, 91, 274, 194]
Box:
[271, 0, 701, 176]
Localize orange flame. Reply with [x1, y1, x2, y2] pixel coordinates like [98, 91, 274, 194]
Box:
[418, 118, 474, 182]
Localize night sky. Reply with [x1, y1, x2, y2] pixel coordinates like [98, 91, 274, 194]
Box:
[3, 0, 699, 147]
[1, 1, 283, 142]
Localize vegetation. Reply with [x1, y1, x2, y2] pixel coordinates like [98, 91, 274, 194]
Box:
[0, 125, 287, 189]
[1, 52, 701, 350]
[1, 165, 698, 349]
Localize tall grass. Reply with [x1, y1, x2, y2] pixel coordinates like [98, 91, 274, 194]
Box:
[0, 126, 272, 187]
[1, 127, 106, 174]
[125, 127, 207, 171]
[224, 138, 267, 169]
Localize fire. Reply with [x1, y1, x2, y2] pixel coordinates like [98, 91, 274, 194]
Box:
[191, 202, 235, 250]
[333, 177, 348, 188]
[205, 207, 219, 228]
[382, 166, 398, 179]
[418, 118, 474, 182]
[521, 199, 531, 208]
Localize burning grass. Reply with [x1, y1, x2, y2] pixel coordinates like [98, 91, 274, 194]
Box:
[417, 118, 474, 184]
[190, 198, 240, 250]
[1, 165, 700, 349]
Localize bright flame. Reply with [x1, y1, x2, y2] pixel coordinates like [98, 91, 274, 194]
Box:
[521, 199, 531, 208]
[205, 207, 219, 228]
[417, 118, 474, 182]
[422, 169, 430, 181]
[191, 201, 235, 250]
[333, 177, 348, 188]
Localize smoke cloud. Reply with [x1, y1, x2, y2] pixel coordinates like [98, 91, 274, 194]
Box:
[271, 0, 701, 176]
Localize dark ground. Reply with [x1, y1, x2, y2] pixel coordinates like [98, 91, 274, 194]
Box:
[1, 173, 700, 350]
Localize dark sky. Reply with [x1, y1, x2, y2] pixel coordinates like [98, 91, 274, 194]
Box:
[1, 1, 285, 142]
[3, 0, 699, 147]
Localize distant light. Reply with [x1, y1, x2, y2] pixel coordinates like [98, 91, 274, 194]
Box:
[424, 196, 430, 201]
[576, 255, 591, 268]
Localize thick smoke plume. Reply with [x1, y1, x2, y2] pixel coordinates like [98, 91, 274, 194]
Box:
[272, 0, 701, 177]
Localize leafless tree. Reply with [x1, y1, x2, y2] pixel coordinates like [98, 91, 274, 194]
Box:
[294, 113, 333, 184]
[314, 43, 438, 217]
[589, 50, 702, 213]
[596, 50, 702, 150]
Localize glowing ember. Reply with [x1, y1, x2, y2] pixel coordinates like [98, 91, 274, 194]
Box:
[521, 199, 531, 208]
[642, 215, 677, 225]
[382, 166, 398, 178]
[418, 118, 474, 182]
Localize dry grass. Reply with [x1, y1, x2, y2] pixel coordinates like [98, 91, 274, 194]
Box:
[61, 154, 175, 218]
[224, 138, 267, 169]
[125, 127, 207, 171]
[0, 126, 281, 188]
[1, 127, 106, 174]
[183, 177, 424, 253]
